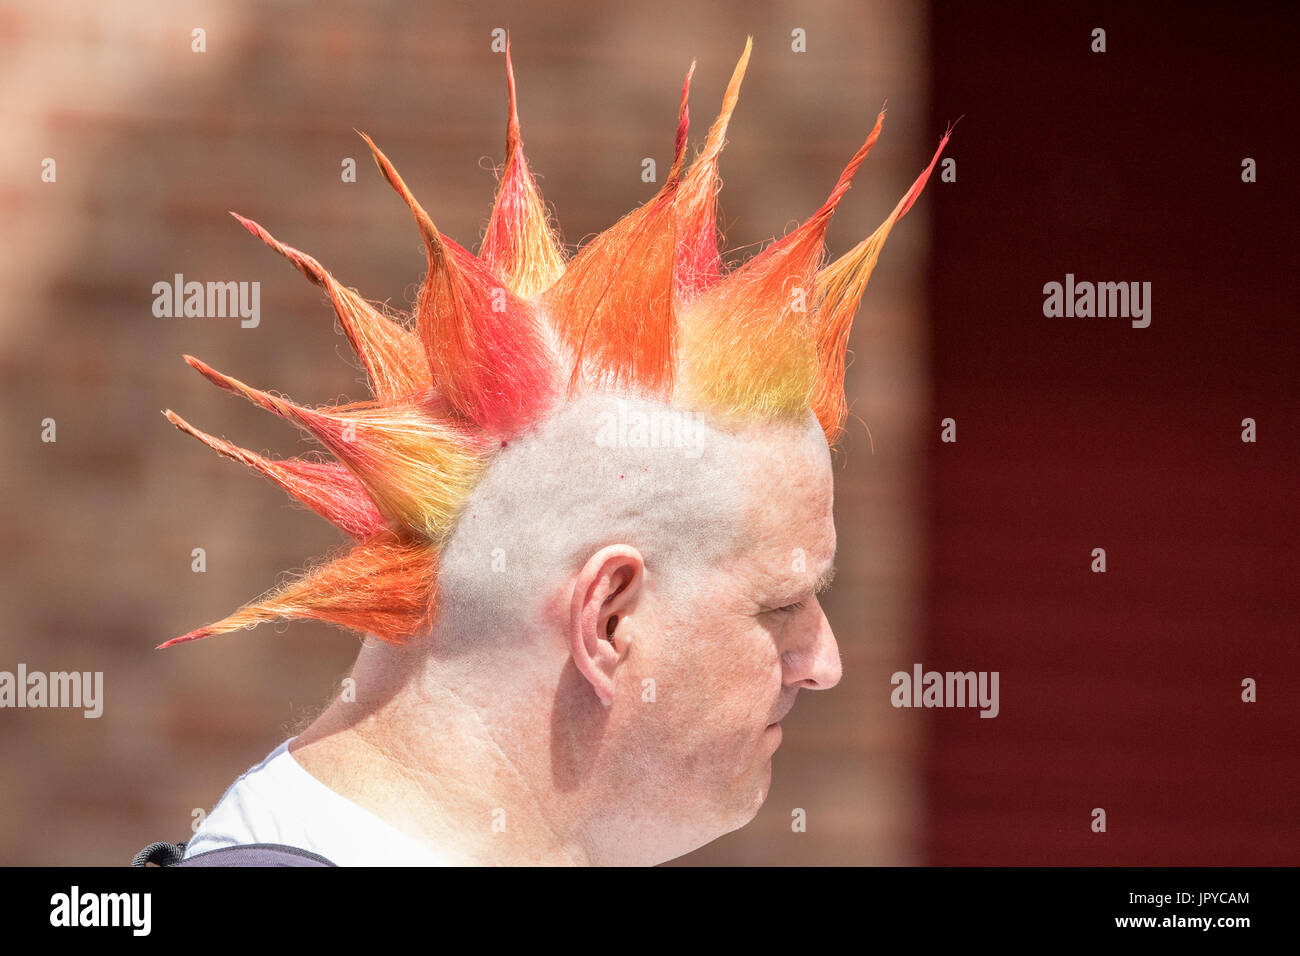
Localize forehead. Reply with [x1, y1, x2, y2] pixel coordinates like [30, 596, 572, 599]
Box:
[724, 418, 836, 585]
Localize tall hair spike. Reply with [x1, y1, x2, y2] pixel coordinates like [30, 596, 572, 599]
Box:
[763, 106, 887, 262]
[675, 36, 752, 304]
[811, 124, 953, 444]
[228, 212, 430, 401]
[540, 62, 695, 398]
[360, 132, 561, 437]
[164, 410, 388, 539]
[358, 130, 443, 261]
[479, 33, 567, 299]
[667, 60, 697, 185]
[157, 534, 439, 649]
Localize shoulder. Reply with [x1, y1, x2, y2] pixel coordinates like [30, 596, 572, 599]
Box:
[184, 738, 307, 859]
[183, 737, 456, 866]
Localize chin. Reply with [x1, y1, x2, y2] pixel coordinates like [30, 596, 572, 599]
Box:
[753, 759, 774, 810]
[729, 757, 775, 828]
[656, 767, 772, 862]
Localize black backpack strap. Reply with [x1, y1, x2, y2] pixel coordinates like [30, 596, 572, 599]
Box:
[131, 841, 187, 867]
[131, 839, 335, 867]
[173, 843, 336, 867]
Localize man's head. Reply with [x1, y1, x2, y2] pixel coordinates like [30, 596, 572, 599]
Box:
[568, 408, 839, 860]
[413, 391, 839, 861]
[159, 37, 946, 861]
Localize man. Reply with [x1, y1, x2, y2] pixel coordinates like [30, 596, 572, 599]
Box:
[161, 37, 948, 866]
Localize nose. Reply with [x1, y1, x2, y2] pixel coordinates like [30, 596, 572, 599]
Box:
[782, 601, 842, 690]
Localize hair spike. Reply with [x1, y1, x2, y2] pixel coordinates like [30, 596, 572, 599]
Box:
[812, 125, 953, 444]
[540, 64, 696, 398]
[228, 212, 430, 401]
[164, 409, 388, 538]
[358, 130, 443, 259]
[479, 33, 567, 299]
[361, 132, 561, 436]
[157, 534, 438, 649]
[164, 42, 949, 648]
[668, 59, 697, 185]
[675, 36, 751, 305]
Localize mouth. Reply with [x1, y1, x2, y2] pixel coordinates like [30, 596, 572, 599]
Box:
[767, 700, 795, 728]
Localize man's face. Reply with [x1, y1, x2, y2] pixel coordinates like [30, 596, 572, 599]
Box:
[611, 419, 841, 855]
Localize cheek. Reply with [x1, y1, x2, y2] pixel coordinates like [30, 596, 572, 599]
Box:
[725, 619, 782, 701]
[622, 614, 782, 807]
[667, 613, 783, 728]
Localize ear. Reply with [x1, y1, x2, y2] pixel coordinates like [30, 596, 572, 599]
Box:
[568, 544, 644, 706]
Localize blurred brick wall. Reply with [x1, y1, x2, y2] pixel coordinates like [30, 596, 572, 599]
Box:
[0, 0, 931, 864]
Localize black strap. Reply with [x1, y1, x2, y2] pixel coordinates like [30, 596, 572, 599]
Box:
[131, 841, 187, 867]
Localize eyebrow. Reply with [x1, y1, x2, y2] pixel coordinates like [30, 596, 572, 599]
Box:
[814, 562, 837, 594]
[759, 551, 838, 611]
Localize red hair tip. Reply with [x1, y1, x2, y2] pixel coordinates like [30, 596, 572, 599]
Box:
[156, 629, 207, 650]
[229, 211, 262, 237]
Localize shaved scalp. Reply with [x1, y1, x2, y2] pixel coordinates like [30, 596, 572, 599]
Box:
[432, 392, 826, 645]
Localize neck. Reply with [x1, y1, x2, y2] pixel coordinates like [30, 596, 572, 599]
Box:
[289, 638, 606, 865]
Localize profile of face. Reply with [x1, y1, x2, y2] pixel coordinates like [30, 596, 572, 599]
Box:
[568, 417, 841, 863]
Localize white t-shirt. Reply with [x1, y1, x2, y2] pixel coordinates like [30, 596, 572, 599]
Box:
[183, 737, 453, 866]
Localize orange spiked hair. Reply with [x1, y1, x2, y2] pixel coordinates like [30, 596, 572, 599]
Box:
[161, 37, 950, 649]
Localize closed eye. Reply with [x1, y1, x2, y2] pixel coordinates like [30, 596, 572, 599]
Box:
[773, 599, 807, 614]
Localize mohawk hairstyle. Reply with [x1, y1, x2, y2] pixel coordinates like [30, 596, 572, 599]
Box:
[160, 36, 951, 650]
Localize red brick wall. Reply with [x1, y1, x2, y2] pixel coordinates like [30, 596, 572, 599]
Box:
[0, 1, 932, 864]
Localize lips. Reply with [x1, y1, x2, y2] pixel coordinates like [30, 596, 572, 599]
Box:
[767, 699, 795, 727]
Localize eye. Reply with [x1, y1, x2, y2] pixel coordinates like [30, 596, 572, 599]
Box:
[774, 599, 807, 614]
